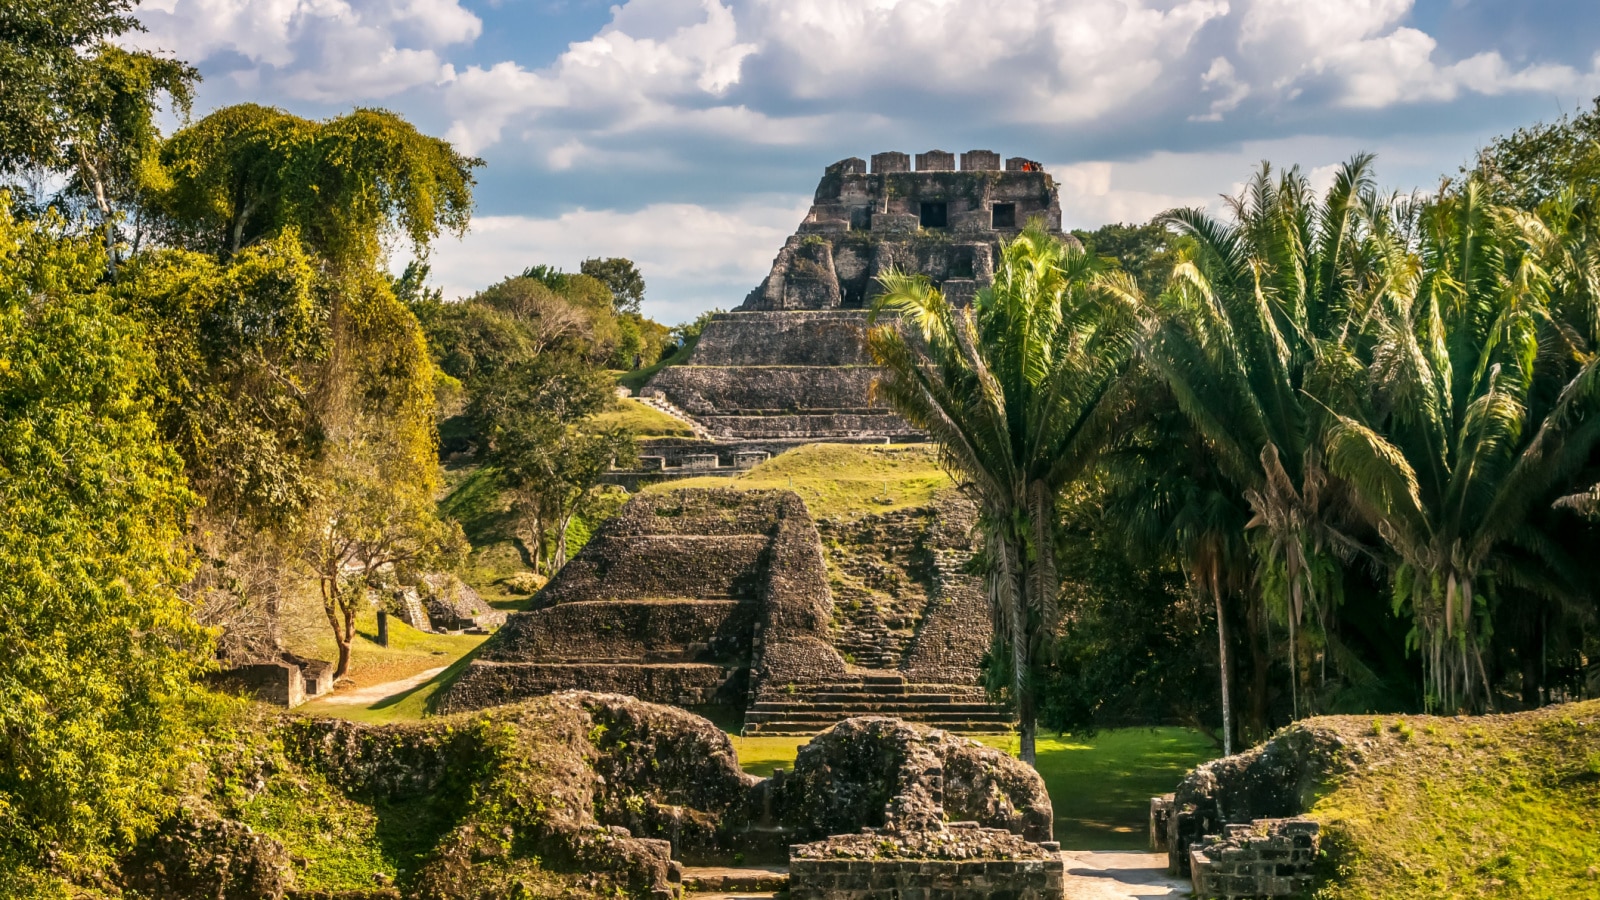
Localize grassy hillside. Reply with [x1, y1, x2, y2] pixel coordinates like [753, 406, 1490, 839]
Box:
[644, 442, 954, 519]
[590, 396, 698, 437]
[616, 335, 697, 394]
[1300, 701, 1600, 898]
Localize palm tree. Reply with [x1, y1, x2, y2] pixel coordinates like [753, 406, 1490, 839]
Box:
[1324, 178, 1600, 711]
[867, 224, 1141, 765]
[1098, 391, 1254, 753]
[1144, 156, 1397, 717]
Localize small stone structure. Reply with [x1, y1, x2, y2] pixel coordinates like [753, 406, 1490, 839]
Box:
[1188, 819, 1320, 899]
[640, 150, 1067, 446]
[1159, 722, 1344, 899]
[212, 653, 334, 708]
[789, 826, 1064, 900]
[438, 488, 1007, 734]
[780, 717, 1059, 900]
[416, 572, 506, 632]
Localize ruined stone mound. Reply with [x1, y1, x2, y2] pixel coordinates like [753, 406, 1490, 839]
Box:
[439, 488, 847, 717]
[773, 716, 1053, 843]
[643, 150, 1066, 444]
[439, 486, 1008, 734]
[1158, 700, 1600, 899]
[115, 695, 1051, 900]
[417, 572, 504, 632]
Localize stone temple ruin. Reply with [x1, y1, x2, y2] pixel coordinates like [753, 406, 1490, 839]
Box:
[635, 150, 1064, 468]
[440, 488, 1010, 733]
[456, 151, 1069, 732]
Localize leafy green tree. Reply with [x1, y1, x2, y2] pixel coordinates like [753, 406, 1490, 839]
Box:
[470, 354, 635, 573]
[299, 430, 465, 678]
[150, 104, 480, 267]
[1144, 156, 1401, 719]
[56, 45, 195, 275]
[868, 224, 1141, 765]
[118, 234, 327, 527]
[1072, 220, 1193, 296]
[0, 202, 212, 896]
[1095, 385, 1257, 750]
[1038, 478, 1217, 742]
[580, 256, 646, 314]
[0, 0, 139, 174]
[1474, 95, 1600, 209]
[1324, 179, 1600, 711]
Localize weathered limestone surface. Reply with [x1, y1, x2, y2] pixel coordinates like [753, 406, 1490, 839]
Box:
[119, 696, 1048, 899]
[781, 716, 1059, 900]
[438, 489, 849, 717]
[1165, 726, 1344, 876]
[438, 487, 1006, 734]
[1188, 819, 1320, 900]
[640, 150, 1068, 444]
[772, 717, 1053, 842]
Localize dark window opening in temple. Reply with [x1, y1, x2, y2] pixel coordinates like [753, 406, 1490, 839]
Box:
[919, 202, 948, 228]
[992, 203, 1016, 228]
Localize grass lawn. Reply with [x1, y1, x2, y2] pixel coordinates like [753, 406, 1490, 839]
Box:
[729, 727, 1217, 850]
[591, 396, 698, 438]
[645, 443, 954, 519]
[286, 605, 486, 694]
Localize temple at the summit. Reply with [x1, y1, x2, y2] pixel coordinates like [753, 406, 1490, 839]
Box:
[641, 150, 1065, 445]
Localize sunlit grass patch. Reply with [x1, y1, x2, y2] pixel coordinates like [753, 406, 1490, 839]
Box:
[644, 443, 954, 519]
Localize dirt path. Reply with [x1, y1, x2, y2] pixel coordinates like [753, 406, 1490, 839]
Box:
[1061, 850, 1191, 898]
[313, 666, 447, 706]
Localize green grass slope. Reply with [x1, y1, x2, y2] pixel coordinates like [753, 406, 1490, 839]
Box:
[731, 727, 1218, 850]
[644, 442, 953, 519]
[1302, 701, 1600, 898]
[591, 396, 698, 438]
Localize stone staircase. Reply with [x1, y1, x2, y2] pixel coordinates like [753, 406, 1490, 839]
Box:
[833, 606, 904, 669]
[742, 672, 1012, 735]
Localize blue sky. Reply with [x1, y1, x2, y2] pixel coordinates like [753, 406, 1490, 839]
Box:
[130, 0, 1600, 323]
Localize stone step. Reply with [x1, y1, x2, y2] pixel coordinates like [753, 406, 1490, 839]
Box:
[746, 701, 1001, 715]
[757, 691, 986, 704]
[742, 714, 1015, 735]
[679, 866, 788, 893]
[743, 708, 1013, 724]
[759, 682, 985, 696]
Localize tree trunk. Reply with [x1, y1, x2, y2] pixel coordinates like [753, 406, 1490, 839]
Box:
[322, 575, 354, 680]
[1212, 566, 1233, 757]
[1012, 548, 1036, 767]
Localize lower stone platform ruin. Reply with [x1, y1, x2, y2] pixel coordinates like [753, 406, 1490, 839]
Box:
[438, 487, 1009, 734]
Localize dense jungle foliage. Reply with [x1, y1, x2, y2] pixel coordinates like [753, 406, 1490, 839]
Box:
[4, 0, 1600, 893]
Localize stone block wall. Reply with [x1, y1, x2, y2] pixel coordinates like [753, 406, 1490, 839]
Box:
[647, 365, 887, 414]
[916, 149, 955, 172]
[483, 600, 757, 664]
[213, 662, 305, 708]
[788, 826, 1062, 900]
[872, 152, 910, 173]
[788, 856, 1063, 900]
[1188, 819, 1320, 899]
[437, 661, 747, 714]
[533, 535, 769, 605]
[688, 311, 877, 366]
[961, 150, 1000, 171]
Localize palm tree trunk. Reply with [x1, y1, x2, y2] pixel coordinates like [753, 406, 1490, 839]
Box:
[1211, 565, 1233, 756]
[1014, 608, 1036, 766]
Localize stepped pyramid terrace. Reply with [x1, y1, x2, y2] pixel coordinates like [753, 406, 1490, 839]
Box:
[448, 151, 1068, 733]
[631, 150, 1066, 471]
[439, 487, 1010, 733]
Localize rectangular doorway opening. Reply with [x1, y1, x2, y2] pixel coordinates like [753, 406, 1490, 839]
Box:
[991, 203, 1016, 228]
[919, 201, 948, 228]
